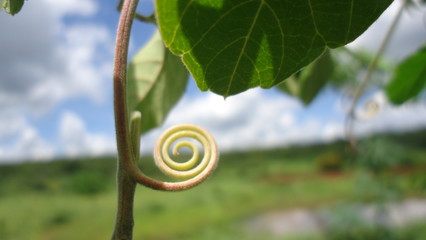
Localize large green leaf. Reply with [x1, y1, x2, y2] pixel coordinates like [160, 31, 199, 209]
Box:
[386, 45, 426, 105]
[278, 50, 334, 105]
[155, 0, 392, 97]
[2, 0, 25, 15]
[127, 31, 189, 134]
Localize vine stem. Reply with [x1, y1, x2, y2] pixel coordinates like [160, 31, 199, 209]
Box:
[111, 0, 139, 239]
[110, 0, 219, 237]
[116, 0, 156, 24]
[345, 0, 408, 148]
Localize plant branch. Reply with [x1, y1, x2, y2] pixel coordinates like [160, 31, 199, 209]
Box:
[111, 0, 139, 239]
[116, 0, 156, 24]
[345, 0, 408, 148]
[134, 13, 156, 24]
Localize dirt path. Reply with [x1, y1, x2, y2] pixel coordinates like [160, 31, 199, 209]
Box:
[244, 198, 426, 237]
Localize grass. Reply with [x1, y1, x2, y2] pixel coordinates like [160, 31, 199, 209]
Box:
[0, 131, 425, 239]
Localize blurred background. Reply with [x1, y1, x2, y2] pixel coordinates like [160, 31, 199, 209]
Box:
[0, 0, 426, 239]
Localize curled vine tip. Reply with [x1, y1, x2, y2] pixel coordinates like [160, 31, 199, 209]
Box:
[133, 124, 219, 191]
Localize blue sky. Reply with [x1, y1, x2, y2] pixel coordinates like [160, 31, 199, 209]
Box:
[0, 0, 425, 162]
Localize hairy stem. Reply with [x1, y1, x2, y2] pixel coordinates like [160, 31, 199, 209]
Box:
[345, 0, 407, 148]
[112, 171, 137, 240]
[111, 0, 219, 237]
[111, 0, 139, 239]
[117, 0, 156, 24]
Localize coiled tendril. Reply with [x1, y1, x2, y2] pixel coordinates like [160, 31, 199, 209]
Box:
[130, 111, 219, 191]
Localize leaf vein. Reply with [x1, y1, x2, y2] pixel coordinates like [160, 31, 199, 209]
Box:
[264, 2, 285, 84]
[183, 0, 256, 55]
[226, 0, 265, 96]
[345, 0, 354, 43]
[307, 0, 326, 43]
[169, 0, 196, 51]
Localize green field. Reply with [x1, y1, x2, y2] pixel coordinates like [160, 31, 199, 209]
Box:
[0, 131, 426, 240]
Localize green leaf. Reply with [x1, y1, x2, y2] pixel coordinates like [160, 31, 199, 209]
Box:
[2, 0, 25, 15]
[327, 48, 366, 87]
[301, 50, 334, 104]
[386, 45, 426, 105]
[127, 31, 189, 134]
[280, 50, 334, 105]
[155, 0, 392, 97]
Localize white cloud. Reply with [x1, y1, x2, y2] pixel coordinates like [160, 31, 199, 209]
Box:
[41, 0, 98, 18]
[353, 92, 426, 137]
[141, 89, 303, 153]
[57, 24, 113, 103]
[0, 0, 113, 116]
[0, 113, 55, 162]
[0, 0, 114, 161]
[59, 111, 115, 157]
[0, 110, 116, 161]
[322, 122, 345, 142]
[140, 87, 426, 156]
[348, 0, 426, 60]
[178, 89, 301, 150]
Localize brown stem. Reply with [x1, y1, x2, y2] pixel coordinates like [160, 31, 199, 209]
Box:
[111, 0, 139, 239]
[117, 0, 156, 24]
[111, 171, 137, 240]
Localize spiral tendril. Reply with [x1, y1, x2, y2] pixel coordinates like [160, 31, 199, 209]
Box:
[154, 124, 216, 179]
[130, 112, 219, 191]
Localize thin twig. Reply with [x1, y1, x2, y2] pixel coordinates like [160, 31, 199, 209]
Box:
[117, 0, 156, 24]
[345, 0, 408, 148]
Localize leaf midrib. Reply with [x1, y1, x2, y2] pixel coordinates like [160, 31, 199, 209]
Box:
[226, 0, 265, 96]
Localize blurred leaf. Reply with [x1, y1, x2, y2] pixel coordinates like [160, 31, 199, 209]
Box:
[2, 0, 24, 15]
[331, 48, 391, 89]
[298, 50, 335, 104]
[278, 75, 299, 97]
[278, 50, 334, 105]
[127, 31, 189, 134]
[406, 0, 426, 8]
[156, 0, 392, 97]
[328, 48, 367, 87]
[386, 45, 426, 105]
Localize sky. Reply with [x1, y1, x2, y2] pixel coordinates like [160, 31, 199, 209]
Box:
[0, 0, 425, 163]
